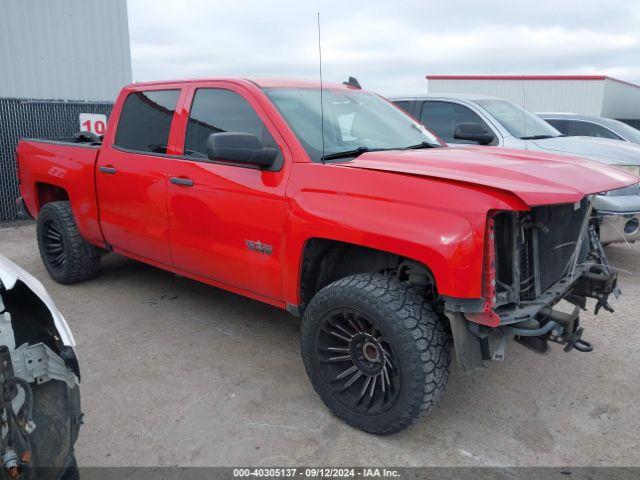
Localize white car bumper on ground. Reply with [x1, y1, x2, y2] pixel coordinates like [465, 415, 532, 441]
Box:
[0, 255, 76, 346]
[592, 185, 640, 245]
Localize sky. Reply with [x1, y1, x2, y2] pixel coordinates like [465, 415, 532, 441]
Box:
[126, 0, 640, 96]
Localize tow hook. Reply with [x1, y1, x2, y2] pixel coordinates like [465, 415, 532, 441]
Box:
[543, 308, 594, 353]
[595, 296, 615, 315]
[2, 448, 29, 479]
[499, 307, 595, 357]
[563, 327, 594, 353]
[2, 449, 19, 478]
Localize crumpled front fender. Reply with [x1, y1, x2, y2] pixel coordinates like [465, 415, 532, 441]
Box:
[0, 255, 75, 347]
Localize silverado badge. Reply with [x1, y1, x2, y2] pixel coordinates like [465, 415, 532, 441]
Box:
[244, 240, 273, 255]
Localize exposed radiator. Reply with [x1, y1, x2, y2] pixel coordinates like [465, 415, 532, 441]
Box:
[494, 200, 589, 304]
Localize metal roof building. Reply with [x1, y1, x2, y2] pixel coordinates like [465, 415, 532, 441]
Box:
[0, 0, 132, 101]
[426, 75, 640, 121]
[0, 0, 131, 221]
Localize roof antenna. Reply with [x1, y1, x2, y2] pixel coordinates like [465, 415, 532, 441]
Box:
[343, 76, 362, 89]
[317, 11, 326, 163]
[521, 74, 528, 138]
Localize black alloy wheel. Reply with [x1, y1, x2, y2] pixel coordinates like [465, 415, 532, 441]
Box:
[300, 273, 452, 435]
[41, 218, 66, 271]
[315, 308, 401, 415]
[36, 202, 101, 284]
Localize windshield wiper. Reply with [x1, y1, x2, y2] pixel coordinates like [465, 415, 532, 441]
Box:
[321, 147, 373, 161]
[321, 141, 440, 161]
[520, 134, 558, 140]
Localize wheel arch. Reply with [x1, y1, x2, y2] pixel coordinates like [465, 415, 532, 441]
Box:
[294, 238, 440, 314]
[35, 182, 70, 211]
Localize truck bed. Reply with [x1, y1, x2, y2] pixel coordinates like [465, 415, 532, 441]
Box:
[17, 139, 106, 247]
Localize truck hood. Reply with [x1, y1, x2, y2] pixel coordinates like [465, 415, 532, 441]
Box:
[530, 136, 640, 166]
[339, 146, 637, 206]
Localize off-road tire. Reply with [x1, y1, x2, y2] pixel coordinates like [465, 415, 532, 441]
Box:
[36, 201, 100, 284]
[300, 273, 451, 435]
[24, 380, 82, 480]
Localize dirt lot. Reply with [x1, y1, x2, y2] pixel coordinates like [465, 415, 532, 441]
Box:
[1, 221, 639, 467]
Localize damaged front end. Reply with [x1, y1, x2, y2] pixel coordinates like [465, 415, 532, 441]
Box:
[445, 196, 619, 373]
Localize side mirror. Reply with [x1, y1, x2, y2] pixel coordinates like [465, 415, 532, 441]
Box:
[454, 122, 495, 145]
[206, 132, 278, 168]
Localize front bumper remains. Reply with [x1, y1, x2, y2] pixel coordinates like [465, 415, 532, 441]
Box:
[446, 223, 619, 374]
[593, 186, 640, 244]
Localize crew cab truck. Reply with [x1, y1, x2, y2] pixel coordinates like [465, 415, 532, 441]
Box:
[16, 78, 636, 434]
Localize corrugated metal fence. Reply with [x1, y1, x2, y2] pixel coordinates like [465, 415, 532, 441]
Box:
[0, 98, 113, 222]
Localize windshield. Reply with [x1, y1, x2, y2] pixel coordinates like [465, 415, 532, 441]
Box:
[475, 99, 561, 139]
[264, 88, 442, 162]
[600, 118, 640, 144]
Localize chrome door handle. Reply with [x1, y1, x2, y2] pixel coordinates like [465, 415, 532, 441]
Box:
[99, 166, 117, 174]
[169, 177, 194, 187]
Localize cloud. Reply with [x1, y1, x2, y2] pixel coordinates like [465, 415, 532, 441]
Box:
[126, 0, 640, 96]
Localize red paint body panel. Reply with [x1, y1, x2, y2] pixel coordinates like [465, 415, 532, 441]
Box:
[281, 162, 526, 302]
[163, 81, 292, 300]
[94, 83, 190, 265]
[15, 78, 639, 318]
[343, 146, 635, 206]
[16, 141, 106, 247]
[95, 146, 173, 265]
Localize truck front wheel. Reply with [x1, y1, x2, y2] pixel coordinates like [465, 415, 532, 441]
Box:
[300, 273, 451, 435]
[36, 201, 100, 284]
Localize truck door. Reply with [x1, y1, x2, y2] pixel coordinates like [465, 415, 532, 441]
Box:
[165, 83, 289, 301]
[96, 88, 182, 266]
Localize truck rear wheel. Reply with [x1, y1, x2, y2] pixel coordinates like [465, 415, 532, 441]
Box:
[300, 273, 451, 435]
[36, 201, 100, 284]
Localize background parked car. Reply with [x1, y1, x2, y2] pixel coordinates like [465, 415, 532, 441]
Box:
[539, 113, 640, 145]
[0, 255, 81, 479]
[393, 94, 640, 245]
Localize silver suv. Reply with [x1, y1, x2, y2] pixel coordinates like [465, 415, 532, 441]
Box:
[393, 94, 640, 245]
[539, 113, 640, 145]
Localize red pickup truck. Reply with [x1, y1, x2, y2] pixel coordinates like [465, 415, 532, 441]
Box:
[16, 78, 635, 434]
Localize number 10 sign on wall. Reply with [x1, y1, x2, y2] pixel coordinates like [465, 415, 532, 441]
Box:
[79, 113, 107, 136]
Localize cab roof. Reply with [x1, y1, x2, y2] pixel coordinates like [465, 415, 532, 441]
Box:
[391, 93, 501, 102]
[125, 77, 354, 90]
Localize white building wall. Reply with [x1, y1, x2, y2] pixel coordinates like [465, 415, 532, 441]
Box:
[0, 0, 132, 101]
[427, 79, 606, 116]
[601, 79, 640, 120]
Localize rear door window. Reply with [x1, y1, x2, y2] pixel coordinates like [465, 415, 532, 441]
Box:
[114, 90, 180, 154]
[420, 101, 492, 143]
[566, 120, 622, 140]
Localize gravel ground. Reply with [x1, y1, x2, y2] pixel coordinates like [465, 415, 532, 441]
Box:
[1, 221, 639, 467]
